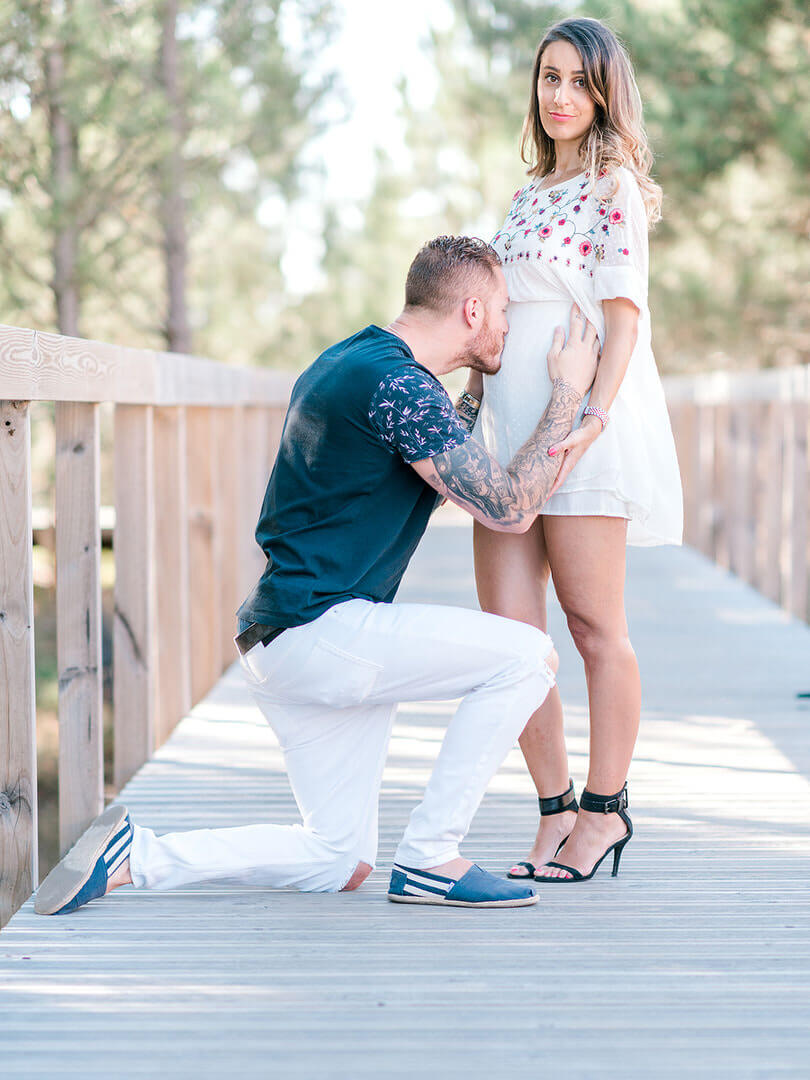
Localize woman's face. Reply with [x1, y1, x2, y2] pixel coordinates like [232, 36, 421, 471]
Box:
[537, 39, 596, 149]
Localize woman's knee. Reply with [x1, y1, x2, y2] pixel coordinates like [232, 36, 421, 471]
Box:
[565, 611, 631, 665]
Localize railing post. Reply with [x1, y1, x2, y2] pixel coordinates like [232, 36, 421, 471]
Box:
[694, 404, 715, 557]
[0, 400, 38, 926]
[153, 406, 191, 746]
[791, 402, 809, 621]
[186, 406, 221, 702]
[713, 404, 730, 568]
[214, 407, 241, 669]
[239, 406, 269, 605]
[55, 401, 104, 852]
[113, 404, 157, 789]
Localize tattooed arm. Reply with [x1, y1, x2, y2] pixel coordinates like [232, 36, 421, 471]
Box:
[411, 306, 599, 533]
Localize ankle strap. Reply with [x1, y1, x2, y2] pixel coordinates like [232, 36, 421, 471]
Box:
[538, 779, 578, 816]
[579, 784, 628, 815]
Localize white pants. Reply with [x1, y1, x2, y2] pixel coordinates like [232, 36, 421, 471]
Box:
[130, 598, 555, 894]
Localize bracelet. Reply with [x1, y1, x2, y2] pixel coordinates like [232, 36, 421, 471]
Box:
[458, 390, 482, 412]
[583, 404, 609, 430]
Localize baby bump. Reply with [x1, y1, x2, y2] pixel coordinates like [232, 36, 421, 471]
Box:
[478, 299, 574, 465]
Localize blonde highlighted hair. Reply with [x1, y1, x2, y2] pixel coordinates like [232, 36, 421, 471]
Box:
[521, 17, 662, 226]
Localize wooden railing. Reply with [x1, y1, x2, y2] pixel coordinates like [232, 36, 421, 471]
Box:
[0, 325, 294, 925]
[665, 365, 809, 623]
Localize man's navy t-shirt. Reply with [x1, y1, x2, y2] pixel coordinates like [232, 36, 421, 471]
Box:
[237, 326, 471, 629]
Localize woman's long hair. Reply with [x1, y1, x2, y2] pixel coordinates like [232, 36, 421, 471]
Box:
[521, 17, 662, 225]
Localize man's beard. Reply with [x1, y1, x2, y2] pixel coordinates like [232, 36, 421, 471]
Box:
[457, 321, 503, 374]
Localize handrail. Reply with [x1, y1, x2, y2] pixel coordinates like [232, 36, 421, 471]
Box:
[0, 323, 294, 404]
[664, 365, 809, 625]
[1, 324, 293, 926]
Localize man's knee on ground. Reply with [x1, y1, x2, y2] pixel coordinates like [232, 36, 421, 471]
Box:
[340, 861, 373, 892]
[510, 623, 557, 680]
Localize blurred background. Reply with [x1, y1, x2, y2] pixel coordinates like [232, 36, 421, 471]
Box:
[1, 0, 808, 877]
[2, 0, 808, 375]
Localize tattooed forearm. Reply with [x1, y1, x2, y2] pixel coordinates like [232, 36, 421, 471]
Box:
[506, 377, 583, 510]
[434, 438, 520, 523]
[428, 377, 582, 531]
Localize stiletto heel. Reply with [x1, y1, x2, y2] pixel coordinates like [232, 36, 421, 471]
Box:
[535, 783, 632, 883]
[612, 833, 630, 876]
[506, 779, 578, 879]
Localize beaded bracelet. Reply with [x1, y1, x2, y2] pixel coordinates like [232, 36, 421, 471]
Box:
[583, 404, 609, 430]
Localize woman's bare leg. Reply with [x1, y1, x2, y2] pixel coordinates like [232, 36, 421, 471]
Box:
[473, 518, 576, 874]
[538, 515, 639, 879]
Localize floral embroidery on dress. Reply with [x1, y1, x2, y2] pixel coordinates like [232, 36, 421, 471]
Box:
[492, 171, 630, 274]
[368, 368, 470, 464]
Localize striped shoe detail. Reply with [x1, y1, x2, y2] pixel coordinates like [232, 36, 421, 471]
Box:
[388, 862, 538, 907]
[103, 816, 133, 877]
[390, 863, 455, 899]
[34, 804, 132, 916]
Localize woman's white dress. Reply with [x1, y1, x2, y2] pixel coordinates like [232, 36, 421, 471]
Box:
[475, 166, 683, 546]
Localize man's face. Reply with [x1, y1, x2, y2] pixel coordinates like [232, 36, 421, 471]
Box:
[460, 270, 510, 374]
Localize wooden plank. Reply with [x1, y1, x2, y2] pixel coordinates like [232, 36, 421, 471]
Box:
[54, 401, 104, 853]
[677, 403, 697, 547]
[726, 401, 756, 586]
[113, 405, 156, 789]
[790, 402, 808, 621]
[665, 363, 810, 405]
[153, 406, 191, 746]
[238, 406, 271, 608]
[712, 404, 730, 567]
[186, 407, 221, 703]
[214, 408, 241, 667]
[265, 405, 286, 475]
[0, 400, 37, 926]
[0, 325, 295, 406]
[4, 530, 810, 1076]
[755, 401, 781, 601]
[694, 405, 715, 557]
[779, 401, 795, 611]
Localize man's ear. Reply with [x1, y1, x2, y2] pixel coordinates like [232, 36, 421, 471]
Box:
[462, 296, 482, 328]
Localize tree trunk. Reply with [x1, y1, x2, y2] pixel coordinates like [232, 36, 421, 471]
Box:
[45, 25, 80, 337]
[158, 0, 192, 355]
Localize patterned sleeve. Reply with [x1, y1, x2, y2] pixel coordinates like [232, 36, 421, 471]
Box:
[368, 367, 471, 464]
[593, 168, 649, 313]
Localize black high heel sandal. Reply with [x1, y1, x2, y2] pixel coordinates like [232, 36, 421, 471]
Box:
[506, 779, 579, 879]
[535, 783, 632, 883]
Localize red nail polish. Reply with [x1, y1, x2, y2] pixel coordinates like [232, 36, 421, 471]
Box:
[548, 448, 557, 456]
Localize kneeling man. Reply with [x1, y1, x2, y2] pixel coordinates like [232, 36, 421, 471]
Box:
[36, 236, 598, 914]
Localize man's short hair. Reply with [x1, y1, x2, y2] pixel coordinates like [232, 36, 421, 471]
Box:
[405, 236, 501, 314]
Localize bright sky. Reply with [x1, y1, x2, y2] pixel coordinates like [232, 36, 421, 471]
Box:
[277, 0, 455, 293]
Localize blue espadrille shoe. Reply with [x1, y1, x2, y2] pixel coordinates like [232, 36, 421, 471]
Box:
[388, 863, 537, 907]
[35, 805, 133, 915]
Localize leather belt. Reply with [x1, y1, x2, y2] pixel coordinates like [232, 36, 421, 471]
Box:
[235, 621, 286, 656]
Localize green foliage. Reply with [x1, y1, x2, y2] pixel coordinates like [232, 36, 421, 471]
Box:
[0, 0, 337, 356]
[423, 0, 810, 369]
[308, 0, 809, 372]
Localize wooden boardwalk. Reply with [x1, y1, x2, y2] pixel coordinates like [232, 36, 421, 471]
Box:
[3, 514, 810, 1078]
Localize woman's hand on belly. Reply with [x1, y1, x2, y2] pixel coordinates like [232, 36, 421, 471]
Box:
[548, 414, 603, 495]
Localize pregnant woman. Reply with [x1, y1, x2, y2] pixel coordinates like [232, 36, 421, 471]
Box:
[467, 17, 682, 881]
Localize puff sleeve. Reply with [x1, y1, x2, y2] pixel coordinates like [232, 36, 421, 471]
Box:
[592, 168, 649, 313]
